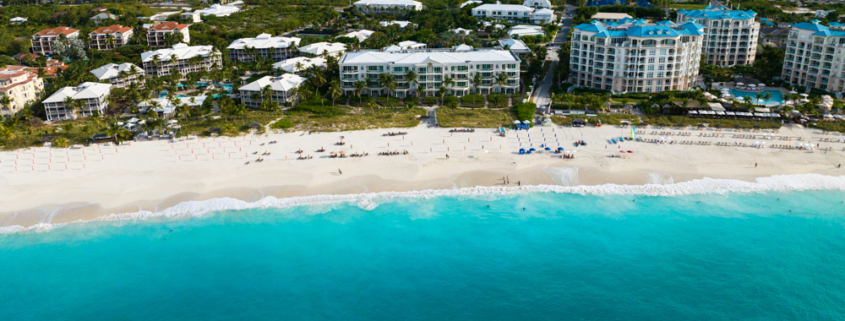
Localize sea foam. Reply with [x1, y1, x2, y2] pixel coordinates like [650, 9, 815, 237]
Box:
[3, 173, 845, 234]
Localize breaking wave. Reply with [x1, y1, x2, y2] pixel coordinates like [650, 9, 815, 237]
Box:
[3, 174, 845, 234]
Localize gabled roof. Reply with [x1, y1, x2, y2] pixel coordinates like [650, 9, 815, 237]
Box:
[299, 42, 346, 55]
[681, 8, 757, 20]
[240, 74, 306, 92]
[498, 38, 530, 52]
[342, 30, 375, 42]
[341, 49, 518, 65]
[90, 12, 118, 20]
[151, 21, 189, 31]
[141, 43, 218, 62]
[793, 21, 829, 32]
[90, 63, 143, 80]
[272, 57, 327, 73]
[91, 25, 133, 34]
[36, 27, 79, 37]
[574, 20, 704, 37]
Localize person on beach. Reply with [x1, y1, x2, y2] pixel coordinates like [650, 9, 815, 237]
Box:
[339, 169, 342, 175]
[446, 154, 449, 159]
[755, 163, 758, 168]
[518, 181, 521, 186]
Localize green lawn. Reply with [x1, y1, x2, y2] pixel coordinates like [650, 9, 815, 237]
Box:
[669, 3, 707, 10]
[437, 108, 514, 128]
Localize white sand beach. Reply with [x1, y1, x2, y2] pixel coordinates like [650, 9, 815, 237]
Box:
[1, 122, 843, 229]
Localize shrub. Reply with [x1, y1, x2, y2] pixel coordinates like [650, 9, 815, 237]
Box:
[461, 94, 485, 108]
[422, 96, 437, 106]
[513, 102, 537, 121]
[443, 96, 459, 108]
[488, 94, 509, 108]
[271, 119, 295, 129]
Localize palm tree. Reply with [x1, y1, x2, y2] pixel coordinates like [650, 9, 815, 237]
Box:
[53, 137, 69, 148]
[438, 86, 448, 105]
[294, 61, 304, 74]
[763, 92, 772, 106]
[378, 73, 395, 105]
[354, 80, 366, 105]
[471, 73, 482, 97]
[743, 96, 752, 109]
[262, 85, 275, 109]
[443, 76, 455, 96]
[496, 72, 509, 93]
[329, 80, 341, 106]
[405, 70, 418, 96]
[0, 96, 13, 115]
[755, 92, 763, 106]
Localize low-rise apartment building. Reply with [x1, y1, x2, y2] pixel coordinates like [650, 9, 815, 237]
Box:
[89, 25, 133, 51]
[42, 82, 112, 121]
[0, 66, 44, 115]
[31, 27, 79, 55]
[228, 34, 301, 62]
[676, 6, 759, 66]
[146, 22, 190, 48]
[339, 48, 521, 97]
[141, 43, 222, 79]
[471, 4, 556, 24]
[781, 20, 845, 93]
[353, 0, 423, 13]
[569, 20, 705, 93]
[90, 63, 145, 88]
[239, 74, 308, 108]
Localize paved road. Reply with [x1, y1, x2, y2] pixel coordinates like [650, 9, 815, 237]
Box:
[531, 5, 575, 113]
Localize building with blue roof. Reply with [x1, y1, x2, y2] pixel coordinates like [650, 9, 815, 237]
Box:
[782, 20, 845, 93]
[568, 20, 705, 93]
[676, 6, 760, 66]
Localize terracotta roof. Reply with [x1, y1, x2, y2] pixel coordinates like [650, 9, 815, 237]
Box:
[0, 66, 40, 91]
[50, 11, 67, 19]
[91, 25, 133, 34]
[13, 52, 39, 62]
[36, 26, 79, 37]
[24, 65, 67, 78]
[151, 21, 189, 31]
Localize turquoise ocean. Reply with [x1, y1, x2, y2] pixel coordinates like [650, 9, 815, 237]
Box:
[2, 178, 845, 320]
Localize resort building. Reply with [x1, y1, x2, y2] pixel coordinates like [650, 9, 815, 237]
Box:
[194, 4, 241, 17]
[273, 57, 327, 74]
[141, 43, 222, 79]
[239, 74, 307, 108]
[498, 39, 530, 56]
[343, 30, 375, 42]
[299, 42, 346, 58]
[31, 27, 79, 55]
[471, 4, 556, 24]
[523, 0, 551, 8]
[676, 6, 760, 66]
[147, 22, 190, 48]
[383, 41, 427, 51]
[353, 0, 423, 13]
[569, 20, 705, 93]
[379, 21, 412, 29]
[590, 12, 633, 23]
[181, 11, 202, 23]
[42, 82, 112, 121]
[89, 25, 133, 51]
[338, 48, 521, 97]
[90, 12, 118, 24]
[227, 34, 301, 63]
[781, 20, 845, 93]
[90, 63, 145, 88]
[0, 66, 44, 115]
[509, 25, 545, 37]
[10, 17, 28, 25]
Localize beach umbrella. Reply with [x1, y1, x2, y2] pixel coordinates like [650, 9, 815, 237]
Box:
[557, 147, 564, 151]
[545, 147, 551, 151]
[734, 125, 742, 129]
[522, 120, 530, 124]
[513, 120, 520, 124]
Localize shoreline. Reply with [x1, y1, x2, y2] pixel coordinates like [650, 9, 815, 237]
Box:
[2, 124, 844, 231]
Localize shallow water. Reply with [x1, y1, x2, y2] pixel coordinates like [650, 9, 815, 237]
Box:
[2, 189, 845, 320]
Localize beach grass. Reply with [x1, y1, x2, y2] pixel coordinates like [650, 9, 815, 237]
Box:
[0, 118, 107, 150]
[376, 96, 406, 108]
[488, 94, 510, 109]
[181, 110, 286, 136]
[283, 107, 425, 132]
[642, 116, 781, 129]
[437, 108, 514, 128]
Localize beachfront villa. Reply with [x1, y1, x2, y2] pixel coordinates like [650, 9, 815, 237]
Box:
[31, 27, 79, 55]
[227, 34, 301, 63]
[569, 19, 705, 93]
[239, 74, 307, 108]
[90, 63, 145, 88]
[193, 4, 241, 17]
[342, 30, 375, 42]
[590, 12, 633, 23]
[509, 25, 545, 38]
[781, 20, 845, 93]
[353, 0, 423, 13]
[379, 21, 413, 29]
[498, 39, 531, 56]
[383, 41, 427, 51]
[141, 43, 222, 79]
[338, 48, 521, 97]
[42, 82, 112, 121]
[298, 42, 346, 58]
[470, 4, 556, 24]
[88, 25, 133, 51]
[676, 6, 760, 66]
[273, 57, 327, 74]
[146, 22, 190, 48]
[0, 66, 44, 116]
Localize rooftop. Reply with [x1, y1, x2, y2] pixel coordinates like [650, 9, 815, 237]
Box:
[151, 21, 189, 31]
[90, 63, 143, 80]
[272, 57, 327, 73]
[591, 12, 633, 19]
[678, 7, 757, 20]
[141, 43, 218, 62]
[241, 74, 307, 92]
[227, 34, 301, 50]
[341, 49, 518, 65]
[43, 82, 112, 104]
[195, 4, 240, 17]
[472, 4, 532, 11]
[299, 42, 346, 55]
[574, 20, 705, 37]
[36, 26, 79, 37]
[354, 0, 422, 5]
[91, 25, 132, 34]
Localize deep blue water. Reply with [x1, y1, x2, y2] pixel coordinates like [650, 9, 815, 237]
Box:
[2, 191, 845, 320]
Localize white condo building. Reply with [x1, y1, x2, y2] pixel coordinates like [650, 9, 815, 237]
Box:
[471, 4, 556, 24]
[239, 74, 307, 108]
[339, 49, 521, 97]
[569, 19, 705, 93]
[299, 42, 346, 58]
[782, 20, 845, 93]
[273, 57, 327, 74]
[354, 0, 423, 13]
[523, 0, 551, 8]
[42, 82, 112, 121]
[90, 63, 145, 88]
[141, 43, 222, 79]
[676, 6, 760, 66]
[228, 34, 301, 62]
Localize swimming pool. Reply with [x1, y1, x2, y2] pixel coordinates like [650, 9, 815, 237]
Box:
[728, 89, 784, 106]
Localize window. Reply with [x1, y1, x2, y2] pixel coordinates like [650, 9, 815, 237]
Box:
[647, 73, 653, 78]
[394, 67, 403, 72]
[647, 65, 655, 71]
[434, 67, 442, 72]
[660, 49, 667, 55]
[659, 57, 666, 63]
[649, 50, 656, 55]
[457, 66, 469, 71]
[648, 58, 655, 63]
